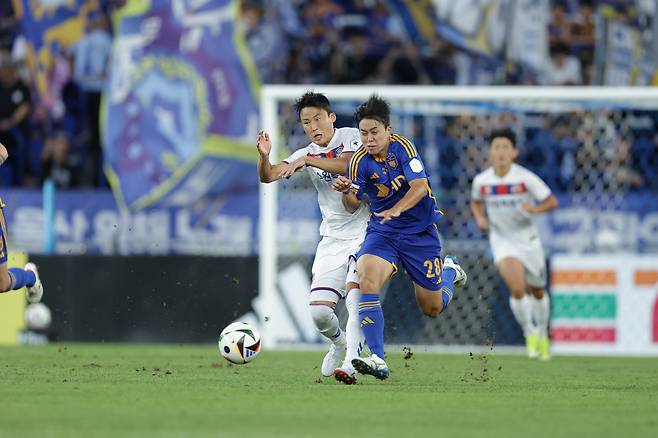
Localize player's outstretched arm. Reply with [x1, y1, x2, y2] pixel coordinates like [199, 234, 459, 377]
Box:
[305, 153, 354, 175]
[470, 199, 489, 230]
[0, 142, 7, 166]
[278, 152, 354, 179]
[522, 194, 559, 214]
[257, 131, 289, 183]
[374, 178, 428, 224]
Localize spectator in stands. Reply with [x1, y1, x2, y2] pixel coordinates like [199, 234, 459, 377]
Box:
[571, 0, 595, 52]
[421, 37, 457, 85]
[241, 1, 288, 83]
[377, 44, 430, 85]
[0, 1, 17, 51]
[548, 2, 573, 45]
[0, 51, 31, 186]
[296, 1, 341, 83]
[540, 42, 582, 85]
[603, 137, 644, 191]
[330, 27, 379, 83]
[72, 13, 111, 187]
[40, 131, 79, 188]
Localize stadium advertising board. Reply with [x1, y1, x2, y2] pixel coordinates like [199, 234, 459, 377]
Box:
[551, 255, 658, 356]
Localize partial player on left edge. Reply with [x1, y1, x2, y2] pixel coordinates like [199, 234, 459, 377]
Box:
[0, 141, 44, 303]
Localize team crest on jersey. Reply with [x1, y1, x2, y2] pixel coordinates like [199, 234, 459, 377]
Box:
[334, 145, 344, 156]
[370, 172, 380, 180]
[386, 154, 398, 169]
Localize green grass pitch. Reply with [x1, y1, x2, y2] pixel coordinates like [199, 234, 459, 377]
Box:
[1, 344, 657, 437]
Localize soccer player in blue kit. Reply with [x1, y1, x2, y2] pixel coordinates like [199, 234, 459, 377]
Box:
[333, 95, 467, 380]
[0, 142, 43, 303]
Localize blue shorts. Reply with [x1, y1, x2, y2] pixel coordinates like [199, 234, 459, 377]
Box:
[0, 198, 7, 264]
[356, 224, 443, 291]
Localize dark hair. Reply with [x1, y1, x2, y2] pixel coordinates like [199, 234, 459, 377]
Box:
[488, 128, 516, 148]
[354, 94, 390, 127]
[550, 42, 570, 57]
[295, 92, 332, 118]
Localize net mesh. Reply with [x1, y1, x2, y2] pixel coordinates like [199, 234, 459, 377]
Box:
[268, 94, 658, 347]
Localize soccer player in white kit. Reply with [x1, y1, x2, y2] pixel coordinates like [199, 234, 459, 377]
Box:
[470, 129, 558, 360]
[257, 92, 368, 383]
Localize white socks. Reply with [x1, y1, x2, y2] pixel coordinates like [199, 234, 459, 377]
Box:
[345, 288, 365, 362]
[310, 304, 342, 343]
[509, 295, 534, 337]
[531, 294, 550, 337]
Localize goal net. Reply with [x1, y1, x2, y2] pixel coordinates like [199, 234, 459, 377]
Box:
[259, 85, 658, 349]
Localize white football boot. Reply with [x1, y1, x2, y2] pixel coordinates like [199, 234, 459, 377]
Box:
[24, 262, 43, 304]
[443, 256, 467, 288]
[321, 334, 346, 377]
[351, 354, 389, 380]
[333, 360, 357, 385]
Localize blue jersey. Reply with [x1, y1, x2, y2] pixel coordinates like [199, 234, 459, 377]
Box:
[348, 134, 442, 234]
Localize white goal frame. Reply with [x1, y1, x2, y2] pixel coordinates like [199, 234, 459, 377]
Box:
[259, 85, 658, 347]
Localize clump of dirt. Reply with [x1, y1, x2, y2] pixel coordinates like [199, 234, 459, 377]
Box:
[461, 352, 490, 383]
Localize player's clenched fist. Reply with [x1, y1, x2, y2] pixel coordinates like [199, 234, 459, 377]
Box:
[332, 175, 352, 193]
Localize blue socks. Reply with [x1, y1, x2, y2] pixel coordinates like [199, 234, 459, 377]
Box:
[7, 268, 36, 291]
[439, 267, 457, 312]
[358, 293, 385, 359]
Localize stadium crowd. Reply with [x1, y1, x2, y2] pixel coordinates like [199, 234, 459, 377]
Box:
[0, 0, 655, 192]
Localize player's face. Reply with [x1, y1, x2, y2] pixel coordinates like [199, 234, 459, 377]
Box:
[299, 107, 336, 146]
[359, 118, 392, 158]
[489, 137, 518, 168]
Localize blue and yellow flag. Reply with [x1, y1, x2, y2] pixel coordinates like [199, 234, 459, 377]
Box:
[103, 0, 260, 210]
[13, 0, 101, 99]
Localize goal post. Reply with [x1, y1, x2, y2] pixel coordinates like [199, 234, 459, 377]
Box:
[259, 85, 658, 350]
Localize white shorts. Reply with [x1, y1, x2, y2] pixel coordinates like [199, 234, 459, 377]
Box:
[310, 235, 363, 303]
[491, 237, 547, 288]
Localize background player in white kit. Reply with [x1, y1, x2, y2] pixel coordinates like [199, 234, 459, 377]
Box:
[470, 129, 558, 360]
[257, 92, 368, 382]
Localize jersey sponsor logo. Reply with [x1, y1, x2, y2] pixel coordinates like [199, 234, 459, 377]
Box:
[386, 154, 398, 169]
[315, 170, 339, 182]
[369, 172, 380, 180]
[481, 183, 527, 196]
[409, 158, 423, 173]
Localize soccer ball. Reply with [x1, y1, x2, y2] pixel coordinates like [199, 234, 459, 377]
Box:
[218, 322, 261, 364]
[25, 303, 52, 330]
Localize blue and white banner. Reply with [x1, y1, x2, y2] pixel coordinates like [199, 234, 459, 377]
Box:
[104, 0, 260, 210]
[3, 189, 658, 256]
[3, 189, 259, 256]
[595, 3, 657, 85]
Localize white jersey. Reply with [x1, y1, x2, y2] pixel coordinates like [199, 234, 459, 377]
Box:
[471, 163, 551, 251]
[284, 127, 369, 240]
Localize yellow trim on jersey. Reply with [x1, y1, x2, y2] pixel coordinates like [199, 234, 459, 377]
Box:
[425, 179, 443, 216]
[349, 147, 368, 181]
[391, 134, 417, 158]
